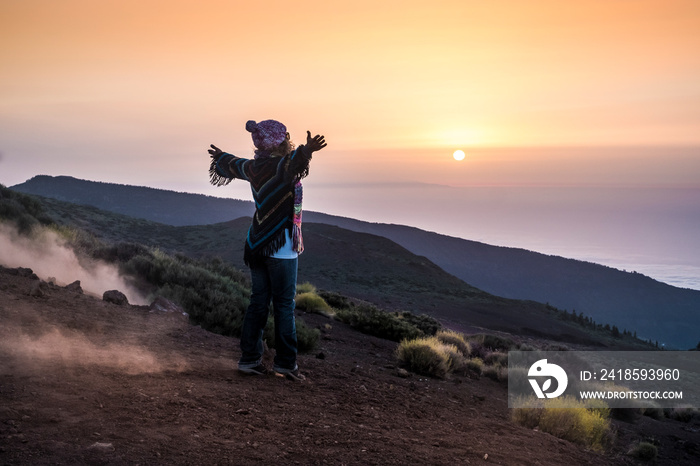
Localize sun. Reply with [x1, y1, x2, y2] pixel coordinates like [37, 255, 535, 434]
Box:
[453, 150, 466, 161]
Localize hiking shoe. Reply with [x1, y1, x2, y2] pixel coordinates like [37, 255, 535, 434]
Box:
[238, 364, 269, 376]
[275, 368, 306, 382]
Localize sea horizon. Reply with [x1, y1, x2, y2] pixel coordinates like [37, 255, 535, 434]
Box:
[301, 183, 700, 292]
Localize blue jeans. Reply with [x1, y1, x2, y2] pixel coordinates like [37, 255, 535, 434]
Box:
[238, 257, 298, 371]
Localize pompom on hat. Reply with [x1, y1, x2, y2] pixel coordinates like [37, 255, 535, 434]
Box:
[246, 119, 287, 151]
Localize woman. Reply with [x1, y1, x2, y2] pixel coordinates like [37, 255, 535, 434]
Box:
[208, 119, 327, 381]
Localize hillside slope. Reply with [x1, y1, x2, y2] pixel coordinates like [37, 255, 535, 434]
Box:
[4, 266, 696, 465]
[33, 195, 608, 345]
[12, 175, 254, 226]
[305, 215, 700, 350]
[12, 175, 700, 349]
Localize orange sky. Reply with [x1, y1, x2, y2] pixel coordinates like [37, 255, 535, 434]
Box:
[1, 0, 699, 191]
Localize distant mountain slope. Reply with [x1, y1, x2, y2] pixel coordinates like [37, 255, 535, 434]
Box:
[12, 175, 254, 226]
[11, 175, 700, 349]
[31, 194, 609, 345]
[302, 215, 700, 350]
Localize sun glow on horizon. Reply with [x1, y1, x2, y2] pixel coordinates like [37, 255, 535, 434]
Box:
[1, 0, 699, 190]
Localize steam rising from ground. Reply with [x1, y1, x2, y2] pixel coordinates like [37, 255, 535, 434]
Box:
[0, 223, 146, 304]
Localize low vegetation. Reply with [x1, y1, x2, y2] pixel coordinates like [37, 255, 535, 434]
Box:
[395, 337, 460, 379]
[295, 283, 335, 317]
[626, 441, 658, 461]
[511, 396, 614, 452]
[295, 286, 441, 342]
[435, 330, 471, 356]
[396, 328, 514, 381]
[0, 184, 53, 233]
[546, 303, 657, 348]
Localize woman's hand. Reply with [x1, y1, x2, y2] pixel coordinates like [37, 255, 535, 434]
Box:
[208, 144, 223, 158]
[305, 131, 327, 153]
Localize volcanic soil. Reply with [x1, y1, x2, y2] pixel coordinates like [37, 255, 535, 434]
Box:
[1, 267, 698, 465]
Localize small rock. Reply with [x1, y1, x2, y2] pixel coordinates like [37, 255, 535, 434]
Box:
[88, 442, 114, 451]
[28, 282, 45, 298]
[65, 280, 83, 294]
[103, 290, 128, 306]
[396, 368, 411, 378]
[149, 296, 184, 314]
[16, 267, 38, 279]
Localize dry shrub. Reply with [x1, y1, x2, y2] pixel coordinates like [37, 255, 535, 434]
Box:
[484, 351, 508, 367]
[512, 396, 613, 452]
[443, 344, 465, 372]
[436, 330, 471, 357]
[296, 282, 317, 294]
[468, 333, 516, 352]
[295, 291, 334, 316]
[463, 357, 484, 375]
[482, 365, 508, 383]
[396, 337, 460, 378]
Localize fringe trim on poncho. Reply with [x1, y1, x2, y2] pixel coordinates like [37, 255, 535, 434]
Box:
[209, 157, 233, 187]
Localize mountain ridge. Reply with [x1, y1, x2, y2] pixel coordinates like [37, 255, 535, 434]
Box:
[11, 175, 700, 349]
[24, 193, 608, 346]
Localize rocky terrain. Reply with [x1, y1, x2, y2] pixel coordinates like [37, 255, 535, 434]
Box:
[2, 266, 700, 465]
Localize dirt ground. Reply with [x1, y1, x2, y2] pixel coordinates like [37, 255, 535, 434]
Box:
[1, 266, 699, 465]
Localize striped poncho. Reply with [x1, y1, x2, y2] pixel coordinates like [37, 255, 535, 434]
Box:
[209, 147, 312, 266]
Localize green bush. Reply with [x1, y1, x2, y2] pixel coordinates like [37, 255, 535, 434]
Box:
[627, 442, 657, 461]
[335, 304, 422, 342]
[469, 333, 516, 352]
[263, 316, 320, 353]
[318, 290, 350, 309]
[122, 249, 250, 336]
[0, 185, 53, 233]
[396, 337, 458, 378]
[397, 311, 441, 336]
[512, 396, 613, 451]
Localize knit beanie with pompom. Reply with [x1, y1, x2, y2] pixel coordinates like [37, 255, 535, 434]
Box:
[246, 120, 287, 151]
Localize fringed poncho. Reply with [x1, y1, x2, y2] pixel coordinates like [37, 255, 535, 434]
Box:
[209, 147, 312, 266]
